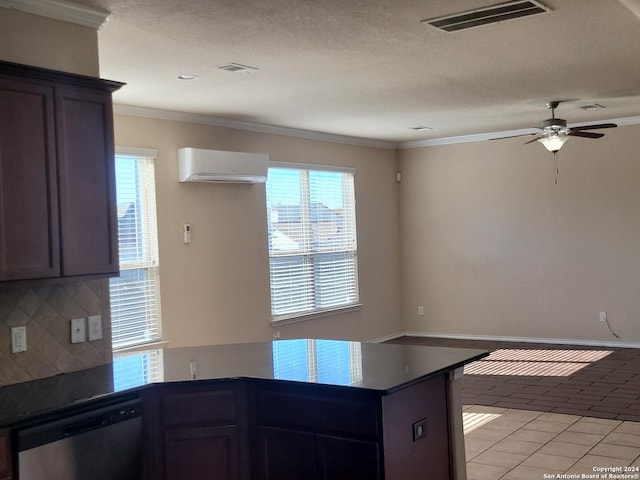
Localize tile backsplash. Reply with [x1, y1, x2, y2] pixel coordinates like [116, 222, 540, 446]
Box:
[0, 278, 112, 386]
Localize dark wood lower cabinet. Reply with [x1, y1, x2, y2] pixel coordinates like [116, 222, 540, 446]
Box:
[316, 434, 381, 480]
[258, 427, 316, 480]
[0, 430, 12, 480]
[143, 382, 249, 480]
[164, 426, 240, 480]
[257, 427, 380, 480]
[382, 374, 450, 479]
[144, 374, 452, 480]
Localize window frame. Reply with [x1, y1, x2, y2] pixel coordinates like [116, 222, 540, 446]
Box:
[266, 162, 361, 324]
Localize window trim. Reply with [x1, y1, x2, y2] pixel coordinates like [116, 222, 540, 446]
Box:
[271, 303, 363, 327]
[269, 161, 355, 175]
[115, 146, 159, 158]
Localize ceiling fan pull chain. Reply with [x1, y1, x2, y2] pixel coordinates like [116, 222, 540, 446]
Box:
[553, 151, 559, 185]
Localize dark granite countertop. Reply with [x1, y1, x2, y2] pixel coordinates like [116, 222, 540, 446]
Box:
[0, 339, 487, 428]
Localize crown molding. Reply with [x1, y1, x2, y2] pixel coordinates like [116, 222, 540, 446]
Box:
[0, 0, 111, 29]
[399, 128, 538, 149]
[398, 116, 640, 149]
[113, 104, 640, 151]
[113, 104, 397, 150]
[618, 0, 640, 19]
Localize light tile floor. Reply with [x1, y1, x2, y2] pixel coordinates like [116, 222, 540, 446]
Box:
[464, 405, 640, 480]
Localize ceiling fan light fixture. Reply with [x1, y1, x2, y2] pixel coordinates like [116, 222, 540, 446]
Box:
[538, 134, 569, 152]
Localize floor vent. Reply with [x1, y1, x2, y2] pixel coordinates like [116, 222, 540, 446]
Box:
[422, 0, 550, 32]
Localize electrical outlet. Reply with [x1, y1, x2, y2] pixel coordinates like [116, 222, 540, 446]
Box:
[11, 326, 27, 353]
[88, 315, 103, 341]
[599, 312, 607, 323]
[183, 223, 191, 243]
[70, 318, 86, 344]
[412, 418, 427, 442]
[417, 306, 424, 316]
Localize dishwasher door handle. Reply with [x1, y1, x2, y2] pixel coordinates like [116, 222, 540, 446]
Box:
[63, 414, 108, 436]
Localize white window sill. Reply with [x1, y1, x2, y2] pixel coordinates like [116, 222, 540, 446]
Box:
[271, 304, 363, 327]
[113, 340, 169, 353]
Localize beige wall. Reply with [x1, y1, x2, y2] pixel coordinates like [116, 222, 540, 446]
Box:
[0, 8, 99, 76]
[398, 123, 640, 344]
[3, 1, 637, 389]
[114, 115, 404, 346]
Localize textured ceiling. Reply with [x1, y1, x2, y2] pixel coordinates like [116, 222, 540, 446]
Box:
[78, 0, 640, 144]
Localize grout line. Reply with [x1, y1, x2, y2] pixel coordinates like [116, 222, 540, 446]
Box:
[465, 407, 640, 480]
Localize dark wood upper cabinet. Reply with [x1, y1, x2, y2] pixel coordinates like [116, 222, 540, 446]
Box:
[55, 85, 118, 276]
[0, 77, 59, 281]
[0, 60, 123, 282]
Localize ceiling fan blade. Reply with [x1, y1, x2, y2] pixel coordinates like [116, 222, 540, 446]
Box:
[489, 133, 537, 141]
[523, 136, 542, 144]
[571, 123, 617, 131]
[568, 131, 604, 139]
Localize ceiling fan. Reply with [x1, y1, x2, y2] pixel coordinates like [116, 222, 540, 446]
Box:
[523, 101, 617, 153]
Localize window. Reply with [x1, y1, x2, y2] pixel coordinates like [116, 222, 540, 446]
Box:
[110, 148, 162, 350]
[266, 164, 359, 321]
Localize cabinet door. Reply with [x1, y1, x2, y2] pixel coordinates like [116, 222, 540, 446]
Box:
[164, 425, 239, 480]
[0, 429, 12, 480]
[55, 85, 118, 276]
[0, 76, 59, 280]
[257, 427, 316, 480]
[316, 434, 381, 480]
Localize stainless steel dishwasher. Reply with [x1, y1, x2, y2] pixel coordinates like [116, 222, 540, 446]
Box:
[16, 398, 142, 480]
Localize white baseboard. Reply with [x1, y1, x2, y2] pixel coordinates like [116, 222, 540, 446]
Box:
[366, 332, 406, 344]
[403, 331, 640, 349]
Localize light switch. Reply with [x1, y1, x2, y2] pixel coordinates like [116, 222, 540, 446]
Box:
[70, 318, 86, 344]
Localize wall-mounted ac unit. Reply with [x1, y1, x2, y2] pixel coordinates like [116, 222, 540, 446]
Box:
[178, 147, 268, 183]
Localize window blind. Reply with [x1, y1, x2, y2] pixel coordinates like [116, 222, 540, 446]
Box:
[110, 152, 162, 350]
[266, 165, 359, 320]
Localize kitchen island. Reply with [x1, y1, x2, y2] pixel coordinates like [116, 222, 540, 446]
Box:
[0, 339, 487, 480]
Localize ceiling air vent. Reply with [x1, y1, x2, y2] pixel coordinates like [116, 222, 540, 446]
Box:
[217, 63, 259, 73]
[422, 1, 550, 32]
